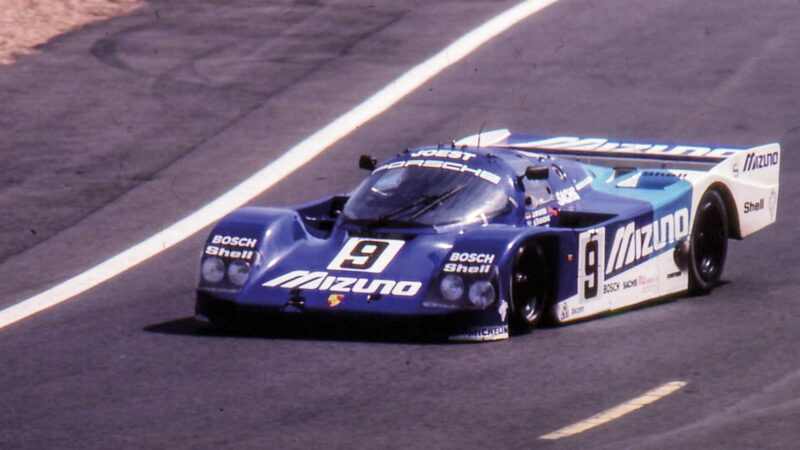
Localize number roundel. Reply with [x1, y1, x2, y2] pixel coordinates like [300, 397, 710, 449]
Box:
[340, 240, 389, 270]
[578, 228, 605, 301]
[327, 238, 405, 273]
[584, 239, 599, 299]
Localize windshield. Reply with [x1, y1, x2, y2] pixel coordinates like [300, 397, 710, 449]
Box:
[343, 165, 511, 227]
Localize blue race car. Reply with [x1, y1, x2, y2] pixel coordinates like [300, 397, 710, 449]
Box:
[196, 130, 780, 341]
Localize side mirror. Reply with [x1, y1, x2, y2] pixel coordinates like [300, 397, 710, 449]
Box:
[359, 155, 377, 171]
[524, 166, 549, 180]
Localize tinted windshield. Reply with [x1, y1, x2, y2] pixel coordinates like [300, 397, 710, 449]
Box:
[343, 165, 510, 226]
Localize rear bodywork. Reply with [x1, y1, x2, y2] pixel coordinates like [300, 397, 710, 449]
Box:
[196, 130, 780, 341]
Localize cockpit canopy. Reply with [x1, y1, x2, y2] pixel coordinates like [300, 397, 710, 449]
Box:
[343, 161, 512, 227]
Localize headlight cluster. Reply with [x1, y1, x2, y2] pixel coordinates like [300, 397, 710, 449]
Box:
[438, 274, 496, 309]
[227, 260, 251, 286]
[200, 257, 251, 287]
[440, 274, 465, 301]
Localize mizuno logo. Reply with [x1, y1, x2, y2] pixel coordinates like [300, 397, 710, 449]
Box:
[743, 152, 779, 172]
[606, 208, 690, 275]
[516, 137, 743, 159]
[263, 270, 422, 297]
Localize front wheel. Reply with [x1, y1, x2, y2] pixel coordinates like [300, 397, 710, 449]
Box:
[689, 190, 729, 294]
[510, 243, 550, 334]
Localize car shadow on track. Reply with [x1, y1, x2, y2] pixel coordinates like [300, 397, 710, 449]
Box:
[143, 316, 457, 345]
[145, 281, 731, 344]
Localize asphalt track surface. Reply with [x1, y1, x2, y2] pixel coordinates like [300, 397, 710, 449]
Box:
[2, 0, 800, 448]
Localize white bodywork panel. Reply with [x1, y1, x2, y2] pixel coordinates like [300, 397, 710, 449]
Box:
[458, 130, 780, 323]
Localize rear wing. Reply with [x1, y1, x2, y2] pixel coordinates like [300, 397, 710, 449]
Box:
[455, 129, 780, 173]
[456, 129, 781, 237]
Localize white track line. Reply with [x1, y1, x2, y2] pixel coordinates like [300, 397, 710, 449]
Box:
[539, 381, 688, 440]
[0, 0, 560, 330]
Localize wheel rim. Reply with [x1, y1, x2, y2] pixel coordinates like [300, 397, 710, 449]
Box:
[513, 271, 542, 322]
[512, 246, 547, 324]
[693, 201, 725, 281]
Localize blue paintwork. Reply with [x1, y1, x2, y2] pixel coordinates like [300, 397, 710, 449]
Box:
[196, 143, 696, 336]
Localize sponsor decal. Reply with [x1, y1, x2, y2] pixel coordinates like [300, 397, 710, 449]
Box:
[622, 278, 637, 290]
[205, 234, 258, 260]
[443, 263, 492, 274]
[769, 190, 778, 220]
[743, 151, 779, 172]
[204, 246, 256, 260]
[211, 235, 258, 248]
[605, 275, 654, 293]
[516, 136, 744, 159]
[448, 252, 495, 264]
[443, 252, 495, 275]
[328, 238, 404, 273]
[264, 270, 422, 297]
[606, 208, 690, 275]
[327, 294, 344, 308]
[570, 306, 585, 315]
[409, 149, 476, 161]
[560, 302, 570, 320]
[556, 186, 580, 206]
[743, 198, 765, 214]
[603, 282, 619, 294]
[451, 325, 509, 341]
[642, 171, 687, 179]
[732, 162, 740, 178]
[373, 159, 501, 184]
[638, 274, 657, 287]
[526, 208, 550, 226]
[498, 300, 508, 322]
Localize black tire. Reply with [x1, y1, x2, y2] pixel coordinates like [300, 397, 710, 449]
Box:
[689, 189, 729, 294]
[510, 242, 550, 334]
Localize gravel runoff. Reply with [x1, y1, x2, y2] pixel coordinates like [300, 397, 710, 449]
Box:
[0, 0, 142, 64]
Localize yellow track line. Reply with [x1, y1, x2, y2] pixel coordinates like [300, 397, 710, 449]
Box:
[539, 381, 687, 440]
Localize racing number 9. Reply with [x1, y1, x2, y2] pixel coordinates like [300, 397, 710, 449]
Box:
[340, 240, 389, 270]
[583, 240, 598, 299]
[578, 228, 605, 301]
[327, 237, 406, 273]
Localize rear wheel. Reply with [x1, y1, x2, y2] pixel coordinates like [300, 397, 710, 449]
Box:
[510, 243, 550, 333]
[689, 190, 729, 294]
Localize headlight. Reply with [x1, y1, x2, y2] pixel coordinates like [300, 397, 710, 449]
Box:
[227, 260, 251, 286]
[468, 281, 495, 308]
[439, 274, 464, 301]
[201, 257, 225, 283]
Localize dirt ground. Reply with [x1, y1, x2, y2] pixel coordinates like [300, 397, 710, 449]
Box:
[0, 0, 142, 64]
